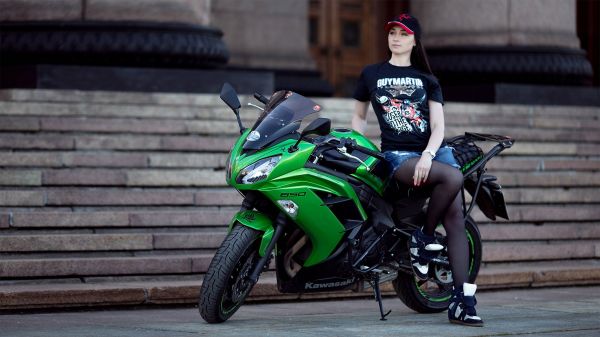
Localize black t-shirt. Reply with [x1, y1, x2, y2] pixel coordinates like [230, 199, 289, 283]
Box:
[353, 62, 444, 152]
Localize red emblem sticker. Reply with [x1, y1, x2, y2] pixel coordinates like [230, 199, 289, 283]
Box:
[313, 105, 321, 112]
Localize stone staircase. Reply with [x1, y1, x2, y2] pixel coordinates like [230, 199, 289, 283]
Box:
[0, 89, 599, 310]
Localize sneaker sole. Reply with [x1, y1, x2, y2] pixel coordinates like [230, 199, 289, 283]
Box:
[449, 318, 484, 327]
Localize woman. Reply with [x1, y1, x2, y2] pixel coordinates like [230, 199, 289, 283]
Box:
[352, 13, 483, 327]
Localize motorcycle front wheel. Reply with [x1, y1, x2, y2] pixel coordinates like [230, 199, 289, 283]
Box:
[393, 216, 482, 313]
[199, 225, 261, 323]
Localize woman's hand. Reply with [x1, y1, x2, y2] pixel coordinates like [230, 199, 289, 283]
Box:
[413, 155, 433, 186]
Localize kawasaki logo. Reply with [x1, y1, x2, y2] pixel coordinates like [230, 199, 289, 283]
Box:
[304, 278, 355, 290]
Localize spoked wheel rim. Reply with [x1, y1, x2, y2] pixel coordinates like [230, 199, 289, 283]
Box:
[414, 227, 478, 303]
[220, 244, 259, 314]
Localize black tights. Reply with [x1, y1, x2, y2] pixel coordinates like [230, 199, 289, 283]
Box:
[393, 158, 469, 287]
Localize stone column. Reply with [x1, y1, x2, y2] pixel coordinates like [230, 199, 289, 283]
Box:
[410, 0, 594, 103]
[0, 0, 227, 67]
[0, 0, 235, 92]
[412, 0, 579, 49]
[211, 0, 315, 71]
[0, 0, 211, 25]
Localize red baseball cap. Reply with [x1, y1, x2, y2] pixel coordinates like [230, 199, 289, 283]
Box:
[385, 14, 422, 39]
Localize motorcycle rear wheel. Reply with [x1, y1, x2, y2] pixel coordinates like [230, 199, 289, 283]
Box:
[199, 225, 261, 323]
[393, 216, 481, 313]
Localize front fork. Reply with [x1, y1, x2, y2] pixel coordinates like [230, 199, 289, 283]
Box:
[229, 194, 287, 286]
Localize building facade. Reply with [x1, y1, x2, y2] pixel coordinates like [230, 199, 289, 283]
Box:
[1, 0, 598, 104]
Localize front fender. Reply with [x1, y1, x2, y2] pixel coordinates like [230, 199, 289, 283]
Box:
[228, 210, 274, 257]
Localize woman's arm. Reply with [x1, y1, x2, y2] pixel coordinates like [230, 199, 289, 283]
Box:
[424, 100, 445, 154]
[352, 100, 369, 134]
[413, 100, 445, 186]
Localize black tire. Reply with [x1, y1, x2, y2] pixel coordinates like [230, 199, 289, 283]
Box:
[199, 225, 261, 323]
[393, 216, 482, 313]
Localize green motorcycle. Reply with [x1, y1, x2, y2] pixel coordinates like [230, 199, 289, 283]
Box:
[199, 83, 514, 323]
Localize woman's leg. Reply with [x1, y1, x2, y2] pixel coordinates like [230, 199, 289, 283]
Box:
[393, 157, 464, 236]
[443, 194, 469, 288]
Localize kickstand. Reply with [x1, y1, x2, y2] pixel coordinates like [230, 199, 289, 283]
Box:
[371, 275, 391, 321]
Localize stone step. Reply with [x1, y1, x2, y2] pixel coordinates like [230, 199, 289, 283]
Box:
[477, 259, 600, 289]
[3, 170, 599, 189]
[444, 126, 600, 143]
[2, 133, 598, 155]
[38, 168, 225, 187]
[1, 151, 598, 175]
[9, 185, 598, 206]
[0, 234, 153, 252]
[0, 236, 596, 277]
[0, 151, 227, 168]
[0, 232, 226, 252]
[479, 223, 600, 241]
[1, 259, 598, 310]
[3, 115, 600, 145]
[503, 142, 599, 156]
[0, 133, 234, 151]
[1, 209, 236, 228]
[0, 116, 241, 135]
[2, 224, 598, 255]
[472, 204, 600, 223]
[0, 89, 224, 107]
[486, 157, 600, 171]
[2, 89, 598, 118]
[0, 255, 213, 278]
[0, 184, 598, 209]
[1, 201, 598, 228]
[483, 240, 600, 262]
[3, 113, 599, 136]
[0, 188, 240, 206]
[502, 187, 600, 204]
[495, 172, 600, 187]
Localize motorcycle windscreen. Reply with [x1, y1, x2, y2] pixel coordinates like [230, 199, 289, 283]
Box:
[243, 91, 321, 151]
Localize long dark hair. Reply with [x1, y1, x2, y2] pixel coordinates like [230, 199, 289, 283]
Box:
[411, 39, 433, 75]
[386, 38, 434, 75]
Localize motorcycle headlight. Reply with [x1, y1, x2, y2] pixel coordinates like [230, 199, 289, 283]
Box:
[237, 156, 281, 184]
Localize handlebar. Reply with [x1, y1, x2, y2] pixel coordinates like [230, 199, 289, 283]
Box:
[338, 137, 386, 161]
[253, 92, 269, 105]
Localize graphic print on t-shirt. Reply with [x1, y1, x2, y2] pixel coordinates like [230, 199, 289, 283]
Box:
[375, 77, 427, 134]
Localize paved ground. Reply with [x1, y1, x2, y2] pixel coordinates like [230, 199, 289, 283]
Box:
[1, 286, 600, 337]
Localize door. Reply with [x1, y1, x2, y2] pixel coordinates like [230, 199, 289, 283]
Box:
[309, 0, 410, 97]
[309, 0, 375, 97]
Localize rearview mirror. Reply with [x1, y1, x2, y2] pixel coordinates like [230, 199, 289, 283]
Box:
[220, 82, 241, 111]
[301, 118, 331, 137]
[288, 118, 331, 153]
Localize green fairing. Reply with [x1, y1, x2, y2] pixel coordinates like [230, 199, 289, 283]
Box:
[226, 129, 385, 267]
[229, 210, 274, 257]
[261, 167, 366, 266]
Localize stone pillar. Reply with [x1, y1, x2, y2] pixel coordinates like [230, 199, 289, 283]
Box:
[0, 0, 227, 68]
[410, 0, 594, 103]
[209, 0, 331, 95]
[0, 0, 236, 92]
[0, 0, 211, 25]
[412, 0, 579, 48]
[211, 0, 315, 71]
[84, 0, 211, 25]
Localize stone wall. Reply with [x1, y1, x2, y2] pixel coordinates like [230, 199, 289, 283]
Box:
[0, 0, 211, 25]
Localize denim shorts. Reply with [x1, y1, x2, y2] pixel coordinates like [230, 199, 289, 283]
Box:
[383, 146, 460, 177]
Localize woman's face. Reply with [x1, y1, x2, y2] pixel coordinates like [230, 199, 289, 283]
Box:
[388, 26, 415, 56]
